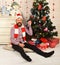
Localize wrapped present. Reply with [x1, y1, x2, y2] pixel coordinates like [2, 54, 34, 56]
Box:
[28, 40, 49, 50]
[35, 39, 42, 45]
[28, 38, 41, 45]
[28, 40, 35, 45]
[48, 38, 59, 48]
[40, 37, 48, 43]
[49, 42, 56, 48]
[36, 43, 49, 50]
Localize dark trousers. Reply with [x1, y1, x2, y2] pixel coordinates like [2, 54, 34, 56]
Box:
[12, 43, 54, 61]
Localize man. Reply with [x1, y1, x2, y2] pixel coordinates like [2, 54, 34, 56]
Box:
[10, 13, 54, 62]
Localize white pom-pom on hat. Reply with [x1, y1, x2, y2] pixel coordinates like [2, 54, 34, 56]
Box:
[16, 13, 23, 20]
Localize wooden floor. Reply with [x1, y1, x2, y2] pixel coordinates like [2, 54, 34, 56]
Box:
[0, 43, 60, 65]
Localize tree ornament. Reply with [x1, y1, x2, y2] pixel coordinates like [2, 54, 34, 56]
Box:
[34, 14, 36, 18]
[40, 33, 42, 35]
[39, 24, 41, 27]
[38, 4, 42, 10]
[37, 16, 40, 19]
[46, 14, 49, 17]
[34, 21, 36, 24]
[44, 27, 48, 32]
[37, 11, 40, 15]
[30, 15, 34, 18]
[42, 16, 46, 21]
[39, 20, 41, 23]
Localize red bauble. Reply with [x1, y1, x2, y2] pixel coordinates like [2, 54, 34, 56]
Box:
[38, 4, 42, 10]
[42, 16, 46, 21]
[44, 27, 48, 31]
[30, 15, 34, 18]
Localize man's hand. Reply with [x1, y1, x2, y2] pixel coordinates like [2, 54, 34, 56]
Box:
[28, 20, 32, 26]
[18, 43, 25, 48]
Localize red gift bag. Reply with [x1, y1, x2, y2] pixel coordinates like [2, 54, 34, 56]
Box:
[49, 42, 56, 48]
[36, 43, 49, 50]
[48, 38, 59, 48]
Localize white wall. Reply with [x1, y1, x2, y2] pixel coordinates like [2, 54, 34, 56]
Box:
[54, 0, 60, 38]
[47, 0, 60, 38]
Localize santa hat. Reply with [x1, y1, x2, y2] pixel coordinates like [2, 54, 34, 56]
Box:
[16, 13, 23, 20]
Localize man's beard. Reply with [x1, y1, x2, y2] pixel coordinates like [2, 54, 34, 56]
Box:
[17, 22, 22, 27]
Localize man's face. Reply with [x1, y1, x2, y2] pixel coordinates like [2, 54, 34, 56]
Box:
[16, 18, 22, 27]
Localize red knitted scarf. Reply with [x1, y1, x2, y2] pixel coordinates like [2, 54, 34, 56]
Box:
[14, 24, 26, 42]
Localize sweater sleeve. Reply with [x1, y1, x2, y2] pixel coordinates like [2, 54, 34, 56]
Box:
[25, 25, 33, 36]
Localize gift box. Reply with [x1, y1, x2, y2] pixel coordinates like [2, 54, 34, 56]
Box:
[28, 40, 35, 45]
[40, 37, 48, 43]
[36, 43, 49, 50]
[28, 40, 49, 50]
[48, 38, 59, 48]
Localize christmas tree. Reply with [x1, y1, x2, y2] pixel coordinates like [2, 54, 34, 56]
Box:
[28, 0, 58, 42]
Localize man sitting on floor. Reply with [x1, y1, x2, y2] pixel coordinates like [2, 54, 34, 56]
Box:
[10, 13, 54, 62]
